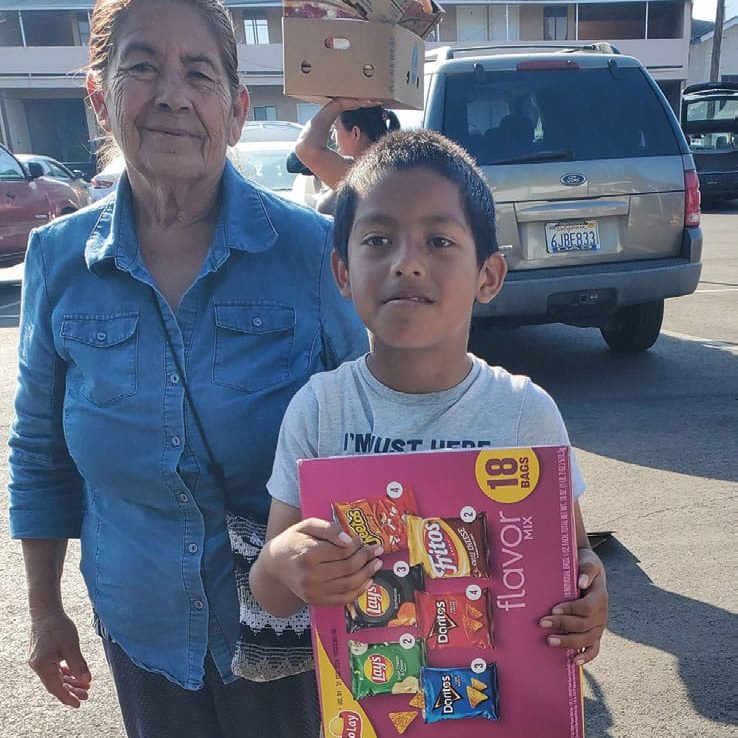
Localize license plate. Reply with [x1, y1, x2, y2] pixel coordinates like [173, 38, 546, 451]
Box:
[545, 219, 600, 253]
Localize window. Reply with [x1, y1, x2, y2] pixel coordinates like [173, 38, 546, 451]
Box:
[578, 3, 646, 40]
[47, 161, 73, 179]
[77, 12, 90, 46]
[0, 149, 25, 181]
[442, 67, 680, 165]
[21, 11, 75, 46]
[544, 6, 568, 40]
[647, 1, 682, 38]
[296, 103, 321, 124]
[252, 106, 278, 121]
[244, 15, 269, 45]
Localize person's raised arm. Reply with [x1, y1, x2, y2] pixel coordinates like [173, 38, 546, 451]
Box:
[249, 500, 383, 618]
[294, 98, 377, 190]
[22, 539, 91, 707]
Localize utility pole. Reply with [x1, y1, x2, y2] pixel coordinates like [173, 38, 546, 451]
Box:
[710, 0, 725, 82]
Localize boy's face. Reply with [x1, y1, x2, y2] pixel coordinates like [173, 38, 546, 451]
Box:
[333, 167, 506, 358]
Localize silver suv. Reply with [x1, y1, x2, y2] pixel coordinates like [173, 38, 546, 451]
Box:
[423, 45, 703, 352]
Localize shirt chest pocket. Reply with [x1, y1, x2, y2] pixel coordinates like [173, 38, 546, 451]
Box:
[213, 303, 295, 393]
[60, 313, 139, 406]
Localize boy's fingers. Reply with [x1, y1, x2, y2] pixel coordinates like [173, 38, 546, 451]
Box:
[313, 547, 383, 587]
[298, 518, 371, 553]
[574, 641, 601, 665]
[576, 549, 605, 590]
[540, 612, 604, 636]
[318, 559, 383, 606]
[298, 518, 349, 544]
[545, 629, 602, 654]
[333, 557, 384, 600]
[303, 556, 382, 605]
[547, 639, 601, 665]
[577, 559, 603, 590]
[548, 584, 607, 623]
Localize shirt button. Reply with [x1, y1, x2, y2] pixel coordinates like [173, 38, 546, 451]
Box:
[170, 373, 180, 385]
[171, 436, 181, 447]
[179, 493, 189, 503]
[193, 600, 204, 610]
[251, 316, 263, 328]
[188, 543, 199, 554]
[96, 331, 107, 341]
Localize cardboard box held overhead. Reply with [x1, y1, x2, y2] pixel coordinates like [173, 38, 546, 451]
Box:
[282, 0, 444, 110]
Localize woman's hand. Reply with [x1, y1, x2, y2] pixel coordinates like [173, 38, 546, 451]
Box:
[264, 517, 383, 607]
[538, 547, 608, 665]
[28, 609, 91, 708]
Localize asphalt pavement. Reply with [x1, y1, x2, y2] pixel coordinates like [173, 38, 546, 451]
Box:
[0, 205, 736, 738]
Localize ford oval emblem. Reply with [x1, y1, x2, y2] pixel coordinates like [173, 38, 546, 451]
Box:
[561, 173, 586, 186]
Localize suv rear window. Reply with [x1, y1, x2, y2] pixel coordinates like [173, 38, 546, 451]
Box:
[443, 66, 681, 165]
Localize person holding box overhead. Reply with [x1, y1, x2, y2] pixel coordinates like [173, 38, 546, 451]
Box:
[294, 98, 400, 214]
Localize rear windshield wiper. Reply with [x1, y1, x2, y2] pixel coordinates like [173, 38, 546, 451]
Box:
[488, 148, 575, 165]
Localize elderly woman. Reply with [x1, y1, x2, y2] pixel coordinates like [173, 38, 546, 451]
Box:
[7, 1, 366, 737]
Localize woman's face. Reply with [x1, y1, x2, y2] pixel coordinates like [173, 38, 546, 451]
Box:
[334, 117, 364, 159]
[90, 0, 247, 185]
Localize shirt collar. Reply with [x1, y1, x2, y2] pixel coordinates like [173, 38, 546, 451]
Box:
[84, 159, 279, 274]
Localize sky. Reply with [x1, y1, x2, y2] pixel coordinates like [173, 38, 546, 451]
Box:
[692, 0, 738, 21]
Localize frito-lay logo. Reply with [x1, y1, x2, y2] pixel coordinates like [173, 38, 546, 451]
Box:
[358, 583, 390, 618]
[339, 710, 362, 738]
[423, 521, 465, 577]
[347, 508, 382, 546]
[364, 653, 393, 684]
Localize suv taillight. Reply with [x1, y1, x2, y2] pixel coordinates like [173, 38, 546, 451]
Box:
[684, 169, 701, 228]
[90, 176, 113, 189]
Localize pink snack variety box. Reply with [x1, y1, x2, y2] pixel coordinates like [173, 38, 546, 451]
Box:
[298, 445, 584, 738]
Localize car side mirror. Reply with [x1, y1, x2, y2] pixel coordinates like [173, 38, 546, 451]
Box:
[27, 162, 44, 179]
[72, 169, 85, 179]
[285, 151, 314, 176]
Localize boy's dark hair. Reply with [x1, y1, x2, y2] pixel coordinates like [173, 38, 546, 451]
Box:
[338, 106, 401, 144]
[333, 129, 498, 266]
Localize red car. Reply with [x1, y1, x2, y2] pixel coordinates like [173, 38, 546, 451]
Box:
[0, 143, 83, 266]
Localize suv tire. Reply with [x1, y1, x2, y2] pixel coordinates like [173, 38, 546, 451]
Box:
[600, 300, 664, 353]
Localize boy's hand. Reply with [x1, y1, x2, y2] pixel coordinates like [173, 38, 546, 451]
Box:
[264, 518, 383, 607]
[539, 547, 608, 665]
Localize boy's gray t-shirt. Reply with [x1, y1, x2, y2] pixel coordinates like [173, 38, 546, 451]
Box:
[268, 354, 585, 508]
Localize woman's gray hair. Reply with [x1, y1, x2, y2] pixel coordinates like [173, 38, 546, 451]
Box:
[87, 0, 240, 93]
[86, 0, 240, 166]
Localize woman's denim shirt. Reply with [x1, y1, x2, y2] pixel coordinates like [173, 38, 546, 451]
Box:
[8, 161, 368, 689]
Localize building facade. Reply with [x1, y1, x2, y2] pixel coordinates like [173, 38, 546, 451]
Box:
[688, 15, 738, 85]
[0, 0, 692, 166]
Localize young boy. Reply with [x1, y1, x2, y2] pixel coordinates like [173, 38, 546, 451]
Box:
[250, 130, 607, 669]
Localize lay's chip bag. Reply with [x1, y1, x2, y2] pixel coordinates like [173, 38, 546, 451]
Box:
[349, 640, 425, 698]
